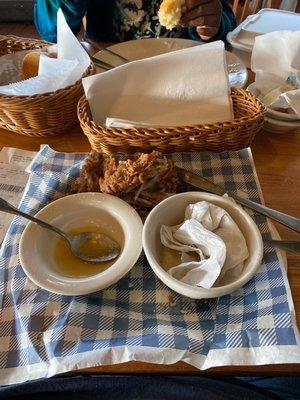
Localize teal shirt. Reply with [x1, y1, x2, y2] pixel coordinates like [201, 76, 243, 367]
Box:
[34, 0, 236, 43]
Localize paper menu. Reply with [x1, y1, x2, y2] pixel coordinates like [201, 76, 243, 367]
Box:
[0, 147, 37, 244]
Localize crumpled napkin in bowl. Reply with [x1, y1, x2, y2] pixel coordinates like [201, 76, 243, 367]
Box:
[160, 201, 249, 288]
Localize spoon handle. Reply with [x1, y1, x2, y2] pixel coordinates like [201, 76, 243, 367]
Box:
[0, 197, 69, 241]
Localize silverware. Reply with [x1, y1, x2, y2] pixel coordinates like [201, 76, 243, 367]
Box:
[265, 240, 300, 253]
[100, 48, 129, 63]
[90, 50, 129, 71]
[90, 56, 120, 71]
[0, 198, 120, 263]
[175, 167, 300, 233]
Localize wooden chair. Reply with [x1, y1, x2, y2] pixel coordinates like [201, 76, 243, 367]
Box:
[231, 0, 299, 24]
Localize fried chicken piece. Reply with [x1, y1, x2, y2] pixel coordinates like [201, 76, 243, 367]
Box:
[70, 151, 104, 193]
[70, 150, 181, 210]
[99, 151, 174, 195]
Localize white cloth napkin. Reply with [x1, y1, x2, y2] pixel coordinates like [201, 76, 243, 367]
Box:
[251, 31, 300, 117]
[82, 41, 233, 127]
[0, 9, 90, 96]
[160, 201, 249, 288]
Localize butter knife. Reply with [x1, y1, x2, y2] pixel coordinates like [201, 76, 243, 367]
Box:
[175, 167, 300, 233]
[265, 240, 300, 254]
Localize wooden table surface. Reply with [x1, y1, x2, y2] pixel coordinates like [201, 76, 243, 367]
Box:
[0, 42, 299, 375]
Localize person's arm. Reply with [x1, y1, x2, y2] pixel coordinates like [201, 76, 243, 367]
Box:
[34, 0, 87, 42]
[180, 0, 236, 43]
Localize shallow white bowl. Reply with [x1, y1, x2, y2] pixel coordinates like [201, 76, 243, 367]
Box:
[143, 192, 263, 299]
[20, 193, 143, 296]
[247, 83, 300, 123]
[263, 116, 300, 134]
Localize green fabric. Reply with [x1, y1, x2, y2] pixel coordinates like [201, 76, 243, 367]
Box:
[34, 0, 87, 42]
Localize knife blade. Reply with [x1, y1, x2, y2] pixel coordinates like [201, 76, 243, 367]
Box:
[175, 166, 300, 233]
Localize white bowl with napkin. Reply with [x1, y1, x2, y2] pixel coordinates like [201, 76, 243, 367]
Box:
[250, 30, 300, 120]
[143, 192, 263, 299]
[247, 82, 300, 133]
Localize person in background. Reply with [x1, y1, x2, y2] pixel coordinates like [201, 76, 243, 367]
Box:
[34, 0, 236, 44]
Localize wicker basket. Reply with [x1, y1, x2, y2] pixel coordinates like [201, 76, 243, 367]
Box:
[78, 88, 266, 154]
[0, 35, 94, 137]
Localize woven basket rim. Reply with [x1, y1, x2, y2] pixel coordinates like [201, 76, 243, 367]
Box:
[78, 88, 267, 133]
[0, 34, 94, 100]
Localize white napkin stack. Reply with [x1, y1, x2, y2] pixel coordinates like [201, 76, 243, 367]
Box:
[0, 9, 90, 96]
[251, 31, 300, 116]
[160, 201, 249, 288]
[82, 41, 233, 128]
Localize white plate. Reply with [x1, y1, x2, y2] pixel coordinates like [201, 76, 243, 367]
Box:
[93, 38, 248, 89]
[19, 193, 143, 296]
[143, 192, 263, 299]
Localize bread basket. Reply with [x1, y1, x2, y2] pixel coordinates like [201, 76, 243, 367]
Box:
[78, 88, 266, 154]
[0, 35, 94, 137]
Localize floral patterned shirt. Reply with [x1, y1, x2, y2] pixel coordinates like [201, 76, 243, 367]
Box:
[34, 0, 236, 44]
[112, 0, 182, 41]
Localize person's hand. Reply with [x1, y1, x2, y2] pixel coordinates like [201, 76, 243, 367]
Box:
[180, 0, 222, 41]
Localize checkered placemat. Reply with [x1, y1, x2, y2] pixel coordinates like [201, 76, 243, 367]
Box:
[0, 145, 299, 385]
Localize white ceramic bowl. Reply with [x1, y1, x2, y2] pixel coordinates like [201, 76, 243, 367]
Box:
[20, 193, 143, 296]
[262, 116, 300, 134]
[143, 192, 263, 299]
[248, 83, 300, 122]
[247, 83, 300, 133]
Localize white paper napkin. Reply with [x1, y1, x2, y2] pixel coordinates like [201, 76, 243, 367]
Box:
[82, 41, 233, 127]
[270, 88, 300, 115]
[160, 201, 249, 288]
[0, 9, 90, 96]
[251, 31, 300, 117]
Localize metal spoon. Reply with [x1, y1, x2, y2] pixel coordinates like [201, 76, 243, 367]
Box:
[0, 198, 120, 263]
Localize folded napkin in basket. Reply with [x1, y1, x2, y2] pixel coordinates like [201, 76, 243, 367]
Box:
[82, 41, 233, 128]
[0, 9, 90, 96]
[160, 201, 249, 288]
[251, 30, 300, 117]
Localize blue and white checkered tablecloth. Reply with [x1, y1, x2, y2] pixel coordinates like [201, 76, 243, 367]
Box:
[0, 145, 299, 384]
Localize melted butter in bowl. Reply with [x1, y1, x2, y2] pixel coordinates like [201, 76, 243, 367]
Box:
[20, 193, 143, 296]
[161, 246, 185, 280]
[161, 246, 181, 270]
[54, 225, 123, 279]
